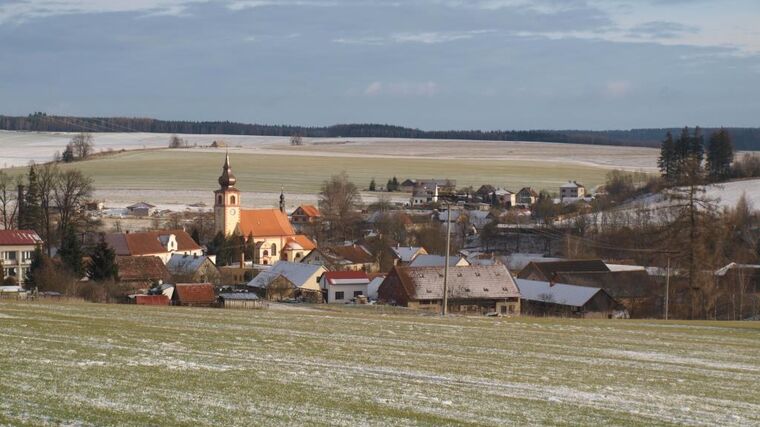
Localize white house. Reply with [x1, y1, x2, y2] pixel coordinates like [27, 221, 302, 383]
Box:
[559, 181, 586, 200]
[247, 261, 326, 294]
[0, 230, 43, 285]
[320, 271, 370, 303]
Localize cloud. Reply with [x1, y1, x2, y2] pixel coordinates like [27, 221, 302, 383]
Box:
[626, 21, 699, 39]
[335, 30, 493, 46]
[0, 0, 205, 23]
[364, 81, 439, 97]
[226, 0, 339, 10]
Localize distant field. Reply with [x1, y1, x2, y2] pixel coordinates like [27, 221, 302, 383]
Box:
[1, 302, 758, 426]
[6, 149, 620, 195]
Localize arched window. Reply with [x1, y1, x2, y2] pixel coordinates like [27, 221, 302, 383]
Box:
[295, 252, 303, 259]
[230, 195, 236, 205]
[271, 243, 277, 257]
[217, 195, 223, 205]
[263, 260, 268, 265]
[263, 250, 269, 257]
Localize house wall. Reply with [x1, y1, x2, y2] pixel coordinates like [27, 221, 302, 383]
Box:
[1, 244, 38, 284]
[326, 284, 368, 303]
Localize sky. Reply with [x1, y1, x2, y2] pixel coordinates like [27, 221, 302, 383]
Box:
[0, 0, 759, 130]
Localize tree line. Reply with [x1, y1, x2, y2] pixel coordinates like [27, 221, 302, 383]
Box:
[6, 112, 760, 150]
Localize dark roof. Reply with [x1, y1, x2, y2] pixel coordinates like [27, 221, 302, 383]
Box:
[174, 283, 216, 304]
[326, 244, 374, 264]
[0, 230, 43, 246]
[116, 256, 171, 283]
[553, 270, 658, 299]
[391, 264, 520, 300]
[517, 259, 610, 280]
[105, 230, 201, 256]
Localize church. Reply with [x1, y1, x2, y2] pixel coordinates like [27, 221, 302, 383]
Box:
[214, 154, 316, 264]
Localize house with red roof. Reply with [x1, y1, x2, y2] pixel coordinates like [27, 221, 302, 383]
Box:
[172, 283, 217, 307]
[104, 229, 202, 264]
[0, 230, 43, 285]
[291, 204, 321, 232]
[320, 271, 370, 303]
[213, 154, 316, 265]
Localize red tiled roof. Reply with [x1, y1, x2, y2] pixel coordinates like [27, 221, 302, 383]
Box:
[239, 209, 296, 237]
[0, 230, 43, 246]
[323, 271, 370, 285]
[296, 205, 321, 218]
[286, 235, 316, 251]
[328, 244, 374, 264]
[116, 256, 171, 283]
[105, 230, 201, 256]
[174, 283, 216, 304]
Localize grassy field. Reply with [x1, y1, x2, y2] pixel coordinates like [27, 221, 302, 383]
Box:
[7, 149, 618, 194]
[1, 301, 758, 426]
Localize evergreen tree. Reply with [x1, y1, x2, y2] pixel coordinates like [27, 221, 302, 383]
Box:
[191, 228, 201, 245]
[690, 126, 705, 165]
[61, 144, 75, 162]
[245, 232, 255, 262]
[706, 128, 734, 182]
[391, 176, 399, 191]
[673, 127, 691, 179]
[386, 179, 394, 192]
[24, 246, 45, 290]
[87, 235, 118, 282]
[658, 132, 676, 181]
[18, 165, 42, 232]
[58, 226, 84, 277]
[369, 178, 376, 192]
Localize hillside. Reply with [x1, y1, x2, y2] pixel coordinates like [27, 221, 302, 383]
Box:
[3, 113, 760, 150]
[1, 301, 758, 426]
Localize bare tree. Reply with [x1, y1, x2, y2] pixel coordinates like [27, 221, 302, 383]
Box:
[168, 135, 187, 149]
[290, 132, 303, 146]
[0, 171, 18, 229]
[318, 171, 362, 242]
[70, 132, 94, 159]
[53, 169, 94, 238]
[37, 164, 59, 255]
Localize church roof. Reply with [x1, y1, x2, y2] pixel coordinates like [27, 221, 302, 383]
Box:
[218, 153, 237, 188]
[286, 235, 316, 251]
[239, 209, 296, 237]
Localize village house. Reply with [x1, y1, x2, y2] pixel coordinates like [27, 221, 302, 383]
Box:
[491, 188, 516, 208]
[126, 202, 157, 217]
[378, 264, 521, 315]
[166, 253, 221, 285]
[517, 259, 611, 281]
[172, 283, 217, 307]
[105, 230, 203, 264]
[410, 184, 439, 207]
[213, 154, 316, 264]
[320, 271, 371, 303]
[247, 261, 326, 302]
[301, 244, 378, 272]
[516, 278, 622, 318]
[559, 181, 586, 201]
[115, 256, 171, 290]
[516, 187, 539, 207]
[0, 230, 43, 285]
[290, 204, 321, 231]
[390, 245, 428, 266]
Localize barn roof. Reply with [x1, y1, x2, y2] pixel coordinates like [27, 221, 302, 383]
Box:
[323, 271, 370, 286]
[247, 261, 325, 290]
[116, 256, 171, 283]
[409, 254, 469, 268]
[174, 283, 216, 304]
[553, 270, 657, 299]
[516, 279, 606, 307]
[392, 264, 520, 300]
[219, 292, 260, 301]
[518, 259, 610, 280]
[239, 208, 295, 237]
[166, 253, 213, 275]
[391, 246, 426, 263]
[0, 230, 42, 246]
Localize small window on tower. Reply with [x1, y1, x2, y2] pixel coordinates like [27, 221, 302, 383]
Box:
[217, 195, 223, 205]
[231, 195, 236, 205]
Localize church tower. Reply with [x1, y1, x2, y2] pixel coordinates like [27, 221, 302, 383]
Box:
[214, 153, 241, 236]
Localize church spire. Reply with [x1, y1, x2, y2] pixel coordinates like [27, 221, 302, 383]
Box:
[218, 152, 237, 188]
[279, 187, 285, 213]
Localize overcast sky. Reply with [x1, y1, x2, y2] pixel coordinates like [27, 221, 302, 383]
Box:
[1, 0, 759, 130]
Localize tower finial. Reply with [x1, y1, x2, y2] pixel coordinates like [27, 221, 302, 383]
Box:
[218, 152, 236, 188]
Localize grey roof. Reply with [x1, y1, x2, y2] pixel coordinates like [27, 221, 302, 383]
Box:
[391, 246, 425, 263]
[367, 276, 385, 299]
[516, 278, 603, 307]
[219, 292, 260, 301]
[409, 254, 469, 268]
[247, 261, 324, 289]
[166, 253, 211, 275]
[396, 264, 520, 300]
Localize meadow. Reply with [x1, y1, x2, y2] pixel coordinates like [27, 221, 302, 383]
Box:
[1, 301, 758, 426]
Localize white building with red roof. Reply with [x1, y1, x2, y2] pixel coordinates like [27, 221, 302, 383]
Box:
[213, 154, 316, 265]
[320, 271, 370, 303]
[0, 230, 43, 285]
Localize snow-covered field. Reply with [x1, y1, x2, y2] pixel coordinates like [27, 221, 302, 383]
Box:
[1, 301, 758, 426]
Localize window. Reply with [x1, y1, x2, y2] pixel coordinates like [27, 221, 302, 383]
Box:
[3, 251, 16, 261]
[230, 195, 236, 205]
[217, 195, 223, 204]
[335, 291, 345, 300]
[263, 250, 269, 257]
[22, 251, 33, 262]
[271, 243, 277, 257]
[353, 291, 363, 298]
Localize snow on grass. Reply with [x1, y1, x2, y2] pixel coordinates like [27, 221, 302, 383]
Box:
[0, 301, 759, 426]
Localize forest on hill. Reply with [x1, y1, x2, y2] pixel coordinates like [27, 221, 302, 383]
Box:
[2, 113, 759, 150]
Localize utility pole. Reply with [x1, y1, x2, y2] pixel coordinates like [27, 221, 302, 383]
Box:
[442, 202, 452, 316]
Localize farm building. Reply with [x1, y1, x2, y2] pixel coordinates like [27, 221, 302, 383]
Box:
[553, 270, 661, 318]
[516, 279, 622, 318]
[517, 259, 610, 281]
[247, 261, 325, 302]
[0, 286, 27, 300]
[390, 245, 428, 266]
[378, 264, 521, 315]
[320, 271, 371, 303]
[126, 202, 157, 217]
[172, 283, 217, 307]
[366, 275, 386, 300]
[135, 294, 170, 306]
[218, 292, 266, 309]
[301, 244, 378, 272]
[0, 229, 43, 286]
[105, 230, 203, 263]
[166, 253, 221, 284]
[116, 256, 172, 288]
